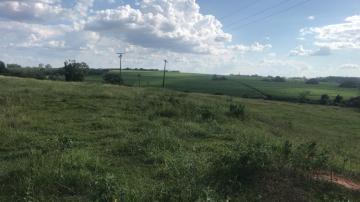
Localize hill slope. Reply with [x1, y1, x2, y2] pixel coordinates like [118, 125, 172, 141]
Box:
[87, 70, 360, 100]
[0, 76, 359, 201]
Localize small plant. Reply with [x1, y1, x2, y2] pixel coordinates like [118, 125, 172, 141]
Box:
[228, 104, 245, 119]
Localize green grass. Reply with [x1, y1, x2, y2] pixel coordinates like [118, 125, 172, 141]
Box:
[0, 76, 359, 201]
[91, 70, 360, 100]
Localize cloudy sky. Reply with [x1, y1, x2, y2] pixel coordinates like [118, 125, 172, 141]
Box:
[0, 0, 359, 77]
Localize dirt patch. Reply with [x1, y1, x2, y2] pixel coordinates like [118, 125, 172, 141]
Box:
[314, 172, 360, 191]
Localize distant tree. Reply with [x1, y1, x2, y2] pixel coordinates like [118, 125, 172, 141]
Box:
[273, 76, 286, 82]
[212, 74, 227, 81]
[346, 97, 360, 108]
[333, 95, 343, 105]
[0, 60, 6, 74]
[299, 91, 310, 103]
[319, 94, 330, 105]
[305, 79, 319, 85]
[339, 81, 359, 88]
[45, 64, 52, 69]
[7, 64, 21, 69]
[63, 60, 89, 82]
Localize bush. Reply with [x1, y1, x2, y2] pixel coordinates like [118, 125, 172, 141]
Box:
[298, 91, 310, 103]
[0, 60, 7, 74]
[64, 60, 89, 82]
[345, 96, 360, 108]
[228, 104, 245, 119]
[333, 95, 343, 105]
[209, 142, 272, 194]
[103, 72, 123, 85]
[319, 94, 330, 105]
[305, 78, 319, 85]
[290, 142, 329, 172]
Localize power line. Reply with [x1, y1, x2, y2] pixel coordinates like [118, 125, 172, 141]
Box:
[219, 0, 262, 21]
[229, 0, 312, 30]
[225, 0, 292, 28]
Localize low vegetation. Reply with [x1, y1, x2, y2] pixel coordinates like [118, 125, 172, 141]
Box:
[0, 76, 359, 201]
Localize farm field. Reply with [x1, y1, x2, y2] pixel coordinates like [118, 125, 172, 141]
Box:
[0, 76, 359, 201]
[87, 70, 360, 101]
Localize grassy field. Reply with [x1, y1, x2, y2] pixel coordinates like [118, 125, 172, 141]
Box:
[0, 76, 359, 201]
[87, 70, 360, 101]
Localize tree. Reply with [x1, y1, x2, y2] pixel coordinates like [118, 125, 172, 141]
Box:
[0, 61, 6, 74]
[339, 81, 359, 88]
[320, 94, 330, 105]
[7, 64, 21, 69]
[333, 95, 343, 105]
[305, 78, 319, 85]
[298, 91, 310, 103]
[273, 76, 286, 82]
[63, 60, 89, 82]
[45, 64, 52, 69]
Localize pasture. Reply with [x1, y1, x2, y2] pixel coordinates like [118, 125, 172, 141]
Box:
[0, 76, 359, 201]
[88, 70, 360, 101]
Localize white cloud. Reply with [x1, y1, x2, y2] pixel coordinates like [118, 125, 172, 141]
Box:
[289, 45, 331, 56]
[340, 64, 360, 70]
[85, 0, 232, 54]
[307, 16, 315, 21]
[229, 42, 272, 53]
[300, 15, 360, 50]
[0, 0, 65, 23]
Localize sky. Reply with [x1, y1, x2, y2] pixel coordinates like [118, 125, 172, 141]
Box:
[0, 0, 359, 77]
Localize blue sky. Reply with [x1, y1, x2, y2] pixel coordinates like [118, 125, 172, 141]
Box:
[0, 0, 359, 77]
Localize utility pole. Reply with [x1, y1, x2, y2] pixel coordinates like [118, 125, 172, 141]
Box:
[116, 52, 125, 79]
[162, 59, 168, 88]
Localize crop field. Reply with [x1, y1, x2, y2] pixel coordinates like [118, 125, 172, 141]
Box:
[0, 76, 359, 201]
[87, 70, 360, 101]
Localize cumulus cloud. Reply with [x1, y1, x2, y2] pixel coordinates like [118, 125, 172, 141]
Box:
[289, 45, 331, 56]
[229, 42, 272, 53]
[340, 64, 360, 70]
[300, 15, 360, 50]
[307, 16, 315, 21]
[0, 0, 65, 23]
[85, 0, 232, 54]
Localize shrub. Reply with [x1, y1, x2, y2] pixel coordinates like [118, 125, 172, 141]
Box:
[319, 94, 330, 105]
[345, 96, 360, 108]
[305, 78, 319, 85]
[0, 60, 7, 74]
[103, 72, 123, 85]
[64, 60, 89, 81]
[298, 91, 310, 103]
[209, 142, 272, 194]
[290, 142, 329, 172]
[333, 95, 343, 105]
[228, 104, 245, 119]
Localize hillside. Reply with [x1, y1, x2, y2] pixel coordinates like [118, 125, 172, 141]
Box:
[0, 76, 359, 201]
[87, 70, 360, 101]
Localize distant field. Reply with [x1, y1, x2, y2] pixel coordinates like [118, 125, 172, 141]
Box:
[0, 76, 359, 201]
[87, 70, 360, 101]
